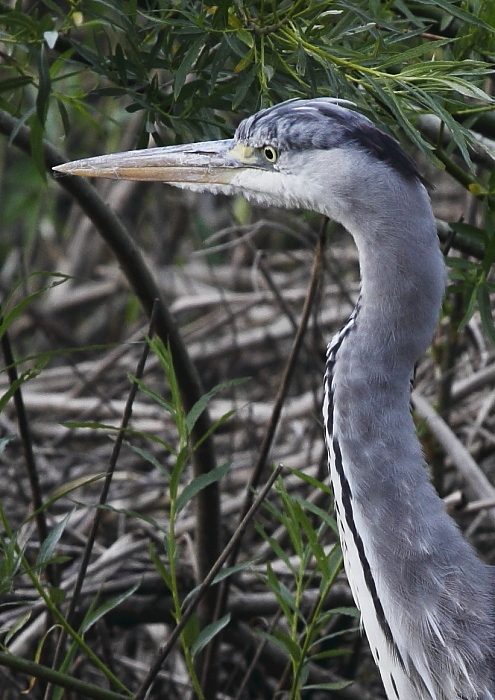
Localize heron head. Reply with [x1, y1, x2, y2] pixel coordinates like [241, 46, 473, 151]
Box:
[53, 98, 423, 226]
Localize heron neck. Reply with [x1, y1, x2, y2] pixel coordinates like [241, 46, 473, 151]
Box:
[327, 176, 495, 700]
[331, 186, 445, 502]
[345, 189, 445, 378]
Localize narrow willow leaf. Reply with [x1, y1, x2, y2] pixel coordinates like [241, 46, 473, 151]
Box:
[0, 435, 15, 456]
[80, 582, 140, 634]
[186, 377, 247, 435]
[376, 39, 452, 69]
[415, 0, 493, 30]
[325, 606, 361, 619]
[4, 611, 31, 645]
[192, 410, 236, 451]
[0, 76, 33, 93]
[0, 274, 69, 342]
[149, 544, 172, 590]
[182, 613, 200, 648]
[174, 37, 204, 100]
[184, 557, 260, 608]
[287, 467, 332, 495]
[292, 497, 339, 536]
[48, 586, 66, 605]
[449, 222, 486, 244]
[233, 62, 257, 109]
[114, 43, 128, 86]
[325, 544, 343, 583]
[36, 44, 51, 125]
[476, 284, 495, 345]
[458, 285, 478, 331]
[129, 444, 169, 474]
[255, 524, 293, 571]
[294, 506, 330, 578]
[130, 376, 175, 414]
[303, 681, 352, 691]
[176, 462, 230, 514]
[37, 509, 74, 566]
[259, 629, 302, 663]
[191, 613, 231, 658]
[0, 368, 44, 415]
[57, 98, 70, 135]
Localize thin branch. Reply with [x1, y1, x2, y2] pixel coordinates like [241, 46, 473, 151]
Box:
[0, 652, 129, 700]
[0, 326, 57, 587]
[412, 390, 495, 525]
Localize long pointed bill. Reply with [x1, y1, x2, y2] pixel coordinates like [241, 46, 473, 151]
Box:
[52, 139, 258, 186]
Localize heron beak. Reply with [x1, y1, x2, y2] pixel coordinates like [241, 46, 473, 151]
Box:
[52, 139, 257, 185]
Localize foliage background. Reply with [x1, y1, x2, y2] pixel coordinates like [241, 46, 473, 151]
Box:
[0, 1, 495, 699]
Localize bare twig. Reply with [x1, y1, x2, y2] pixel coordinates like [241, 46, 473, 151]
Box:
[0, 327, 56, 587]
[412, 390, 495, 524]
[0, 652, 129, 700]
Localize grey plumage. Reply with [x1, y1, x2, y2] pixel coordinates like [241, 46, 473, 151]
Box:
[54, 98, 495, 700]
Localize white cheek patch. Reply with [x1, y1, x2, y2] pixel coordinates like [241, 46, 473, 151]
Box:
[229, 169, 326, 213]
[168, 182, 239, 197]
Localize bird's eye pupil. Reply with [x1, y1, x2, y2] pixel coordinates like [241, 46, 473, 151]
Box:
[263, 146, 277, 163]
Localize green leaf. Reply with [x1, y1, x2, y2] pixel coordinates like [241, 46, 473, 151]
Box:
[114, 43, 128, 86]
[477, 284, 495, 345]
[233, 62, 258, 109]
[259, 629, 302, 663]
[80, 582, 140, 634]
[287, 467, 332, 493]
[174, 37, 205, 100]
[0, 76, 33, 93]
[37, 509, 74, 567]
[324, 544, 344, 587]
[183, 558, 259, 606]
[4, 611, 31, 645]
[293, 497, 339, 536]
[168, 447, 187, 502]
[130, 376, 175, 415]
[182, 613, 200, 648]
[192, 409, 236, 451]
[0, 274, 69, 342]
[414, 0, 493, 30]
[255, 525, 293, 571]
[48, 586, 66, 605]
[303, 681, 352, 691]
[57, 98, 70, 135]
[176, 462, 230, 514]
[0, 364, 46, 416]
[448, 222, 486, 244]
[211, 558, 258, 585]
[129, 444, 169, 476]
[186, 377, 247, 435]
[294, 505, 330, 577]
[325, 606, 360, 619]
[0, 436, 15, 456]
[190, 613, 231, 658]
[36, 45, 51, 125]
[264, 563, 298, 620]
[149, 544, 172, 590]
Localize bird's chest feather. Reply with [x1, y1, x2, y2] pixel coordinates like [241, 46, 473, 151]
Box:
[323, 333, 424, 700]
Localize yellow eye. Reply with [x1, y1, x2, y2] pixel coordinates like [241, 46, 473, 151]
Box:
[262, 145, 278, 163]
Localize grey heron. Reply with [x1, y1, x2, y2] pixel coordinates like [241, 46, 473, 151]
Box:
[54, 98, 495, 700]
